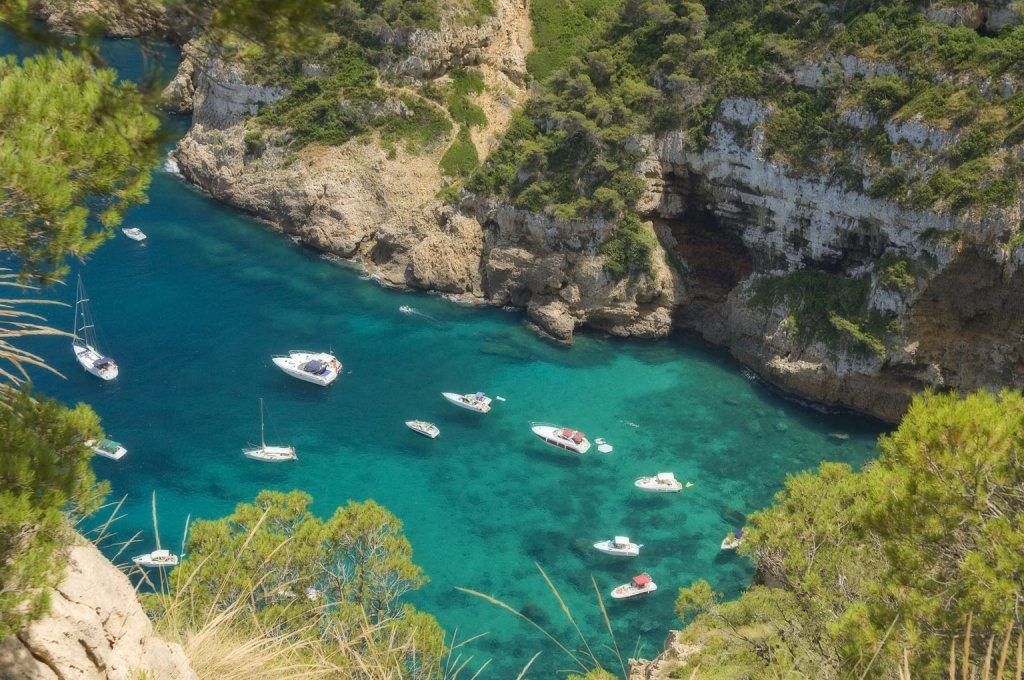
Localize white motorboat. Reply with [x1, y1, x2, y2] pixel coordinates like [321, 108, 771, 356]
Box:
[132, 549, 179, 568]
[399, 305, 414, 314]
[442, 392, 492, 413]
[611, 573, 657, 600]
[531, 424, 591, 454]
[406, 420, 440, 438]
[721, 529, 744, 551]
[72, 275, 119, 381]
[594, 536, 641, 557]
[122, 227, 147, 241]
[634, 472, 686, 493]
[272, 350, 341, 386]
[86, 438, 127, 461]
[243, 398, 296, 462]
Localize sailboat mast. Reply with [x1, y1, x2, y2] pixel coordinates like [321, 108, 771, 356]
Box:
[259, 398, 265, 448]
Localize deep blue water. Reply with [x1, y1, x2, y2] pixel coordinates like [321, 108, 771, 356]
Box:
[5, 33, 885, 677]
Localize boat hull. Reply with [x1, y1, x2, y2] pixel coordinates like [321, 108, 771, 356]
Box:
[405, 421, 440, 438]
[73, 344, 118, 381]
[122, 228, 147, 241]
[132, 555, 179, 568]
[610, 583, 658, 599]
[531, 425, 591, 454]
[243, 445, 297, 462]
[88, 439, 127, 460]
[593, 541, 639, 557]
[634, 478, 682, 493]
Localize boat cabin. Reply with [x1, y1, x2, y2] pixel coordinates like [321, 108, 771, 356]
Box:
[558, 429, 586, 444]
[656, 472, 676, 484]
[614, 536, 631, 548]
[302, 359, 328, 375]
[632, 573, 652, 587]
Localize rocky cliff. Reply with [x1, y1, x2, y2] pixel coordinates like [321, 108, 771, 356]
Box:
[0, 539, 196, 680]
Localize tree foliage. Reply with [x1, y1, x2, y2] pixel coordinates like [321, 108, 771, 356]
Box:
[0, 388, 106, 638]
[673, 390, 1024, 678]
[155, 490, 444, 677]
[0, 52, 161, 282]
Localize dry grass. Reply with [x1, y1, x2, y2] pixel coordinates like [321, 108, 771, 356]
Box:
[894, 616, 1024, 680]
[0, 268, 68, 385]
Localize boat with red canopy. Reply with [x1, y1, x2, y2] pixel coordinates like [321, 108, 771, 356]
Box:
[531, 424, 591, 454]
[611, 573, 658, 599]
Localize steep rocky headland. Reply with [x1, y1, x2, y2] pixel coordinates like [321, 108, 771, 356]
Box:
[0, 539, 196, 680]
[33, 0, 1024, 424]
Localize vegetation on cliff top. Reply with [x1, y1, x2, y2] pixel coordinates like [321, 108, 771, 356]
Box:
[671, 390, 1024, 678]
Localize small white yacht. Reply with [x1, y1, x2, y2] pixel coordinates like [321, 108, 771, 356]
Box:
[611, 573, 657, 600]
[593, 536, 641, 557]
[122, 227, 147, 241]
[531, 424, 591, 454]
[721, 529, 744, 551]
[272, 351, 341, 386]
[72, 275, 119, 381]
[243, 399, 296, 462]
[406, 420, 440, 438]
[132, 549, 179, 568]
[442, 392, 492, 413]
[86, 438, 127, 461]
[634, 472, 686, 493]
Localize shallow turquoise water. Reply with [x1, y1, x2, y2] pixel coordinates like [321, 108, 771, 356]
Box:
[7, 34, 884, 676]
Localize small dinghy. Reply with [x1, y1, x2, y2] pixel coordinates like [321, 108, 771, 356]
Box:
[442, 391, 492, 413]
[72, 275, 119, 381]
[86, 438, 127, 461]
[634, 472, 685, 493]
[594, 535, 641, 557]
[405, 420, 440, 438]
[721, 529, 744, 551]
[272, 351, 341, 386]
[243, 399, 296, 462]
[132, 549, 179, 568]
[531, 424, 591, 454]
[122, 227, 147, 241]
[611, 573, 657, 600]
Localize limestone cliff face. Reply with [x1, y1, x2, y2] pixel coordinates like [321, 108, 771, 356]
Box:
[0, 540, 196, 680]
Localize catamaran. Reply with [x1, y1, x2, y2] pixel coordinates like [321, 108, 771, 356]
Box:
[272, 350, 341, 386]
[405, 420, 440, 438]
[531, 424, 591, 454]
[243, 398, 296, 462]
[72, 275, 118, 381]
[122, 227, 147, 241]
[86, 438, 127, 461]
[442, 392, 492, 413]
[594, 536, 641, 557]
[635, 472, 686, 493]
[132, 549, 179, 568]
[611, 573, 657, 599]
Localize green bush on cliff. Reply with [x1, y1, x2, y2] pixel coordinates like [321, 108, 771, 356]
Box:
[440, 126, 479, 176]
[0, 388, 106, 638]
[671, 389, 1024, 678]
[599, 214, 658, 278]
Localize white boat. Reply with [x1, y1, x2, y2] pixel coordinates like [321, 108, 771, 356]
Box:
[594, 536, 641, 557]
[406, 420, 440, 438]
[442, 392, 492, 413]
[243, 399, 296, 462]
[272, 350, 341, 386]
[122, 227, 147, 241]
[399, 305, 414, 314]
[634, 472, 685, 493]
[721, 529, 744, 551]
[611, 573, 657, 600]
[132, 549, 179, 568]
[531, 424, 591, 454]
[86, 438, 127, 461]
[72, 275, 119, 381]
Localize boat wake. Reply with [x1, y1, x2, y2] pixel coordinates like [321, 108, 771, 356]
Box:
[399, 305, 440, 322]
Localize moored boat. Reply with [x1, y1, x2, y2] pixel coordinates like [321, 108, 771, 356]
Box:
[132, 549, 179, 568]
[87, 438, 127, 460]
[442, 392, 492, 413]
[72, 275, 119, 381]
[406, 420, 440, 438]
[122, 227, 147, 241]
[634, 472, 685, 493]
[593, 536, 641, 557]
[272, 351, 341, 386]
[243, 398, 296, 462]
[611, 573, 657, 599]
[721, 529, 744, 551]
[531, 424, 591, 454]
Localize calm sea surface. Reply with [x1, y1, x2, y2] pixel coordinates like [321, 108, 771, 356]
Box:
[5, 32, 884, 676]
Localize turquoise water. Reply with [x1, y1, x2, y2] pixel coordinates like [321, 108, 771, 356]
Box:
[7, 34, 884, 676]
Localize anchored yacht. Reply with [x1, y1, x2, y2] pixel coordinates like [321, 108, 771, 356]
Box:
[86, 438, 127, 461]
[122, 227, 147, 241]
[272, 351, 341, 386]
[406, 420, 440, 438]
[132, 549, 179, 568]
[72, 275, 118, 381]
[594, 536, 641, 557]
[442, 392, 492, 413]
[531, 424, 591, 454]
[611, 573, 657, 600]
[243, 399, 296, 462]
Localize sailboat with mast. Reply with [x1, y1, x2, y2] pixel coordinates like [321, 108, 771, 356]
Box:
[243, 398, 296, 462]
[72, 275, 118, 381]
